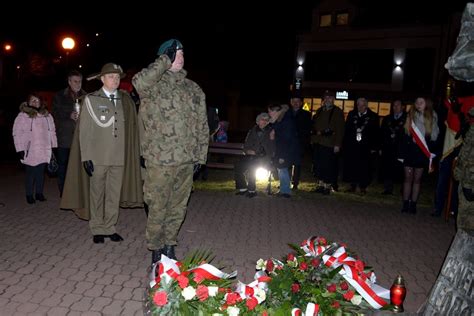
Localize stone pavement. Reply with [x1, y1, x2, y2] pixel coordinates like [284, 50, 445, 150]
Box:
[0, 164, 456, 315]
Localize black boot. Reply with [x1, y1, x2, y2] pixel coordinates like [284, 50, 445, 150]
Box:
[401, 200, 409, 213]
[26, 195, 35, 204]
[409, 201, 417, 214]
[152, 248, 163, 265]
[163, 245, 177, 260]
[35, 193, 46, 202]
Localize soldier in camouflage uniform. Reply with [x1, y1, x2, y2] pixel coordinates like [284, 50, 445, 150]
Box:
[454, 108, 474, 231]
[132, 39, 209, 263]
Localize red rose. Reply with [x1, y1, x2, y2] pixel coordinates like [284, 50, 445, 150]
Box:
[331, 301, 340, 309]
[262, 311, 269, 316]
[226, 292, 240, 305]
[193, 274, 205, 284]
[287, 253, 295, 261]
[343, 290, 355, 301]
[300, 240, 307, 246]
[196, 285, 209, 302]
[176, 275, 189, 289]
[317, 237, 327, 245]
[299, 261, 308, 271]
[291, 283, 300, 293]
[355, 260, 365, 272]
[266, 260, 274, 272]
[153, 291, 168, 306]
[340, 281, 349, 291]
[311, 259, 320, 267]
[246, 297, 258, 310]
[327, 284, 337, 293]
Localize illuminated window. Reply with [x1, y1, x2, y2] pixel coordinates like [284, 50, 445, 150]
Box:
[344, 100, 354, 112]
[320, 14, 332, 27]
[336, 12, 349, 25]
[334, 100, 343, 109]
[378, 102, 391, 116]
[368, 102, 379, 113]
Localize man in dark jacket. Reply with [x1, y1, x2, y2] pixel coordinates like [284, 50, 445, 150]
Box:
[289, 95, 312, 190]
[234, 113, 275, 198]
[52, 70, 87, 196]
[343, 97, 379, 194]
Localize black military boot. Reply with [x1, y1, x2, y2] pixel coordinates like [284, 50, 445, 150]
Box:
[401, 200, 409, 213]
[163, 245, 177, 260]
[409, 201, 417, 214]
[151, 248, 163, 265]
[35, 193, 46, 202]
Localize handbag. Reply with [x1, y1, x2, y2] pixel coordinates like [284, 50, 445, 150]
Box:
[47, 152, 59, 174]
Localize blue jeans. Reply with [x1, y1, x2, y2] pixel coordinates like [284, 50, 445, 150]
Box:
[434, 149, 459, 215]
[277, 168, 291, 194]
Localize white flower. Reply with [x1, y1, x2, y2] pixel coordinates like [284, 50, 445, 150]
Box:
[181, 286, 196, 301]
[227, 306, 240, 316]
[351, 294, 363, 305]
[254, 287, 266, 303]
[208, 286, 219, 297]
[256, 259, 266, 270]
[212, 314, 223, 316]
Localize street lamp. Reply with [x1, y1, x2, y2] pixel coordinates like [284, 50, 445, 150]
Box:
[61, 37, 75, 68]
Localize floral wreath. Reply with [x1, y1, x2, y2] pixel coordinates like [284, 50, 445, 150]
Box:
[144, 235, 394, 315]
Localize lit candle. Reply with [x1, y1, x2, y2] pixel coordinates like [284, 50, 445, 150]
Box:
[390, 275, 406, 313]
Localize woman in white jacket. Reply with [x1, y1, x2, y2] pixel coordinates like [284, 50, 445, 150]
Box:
[12, 93, 57, 204]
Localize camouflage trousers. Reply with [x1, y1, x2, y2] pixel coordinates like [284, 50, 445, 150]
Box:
[457, 186, 474, 231]
[144, 164, 193, 250]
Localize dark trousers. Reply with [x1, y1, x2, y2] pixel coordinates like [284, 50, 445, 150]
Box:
[57, 147, 70, 195]
[434, 150, 460, 215]
[234, 157, 260, 191]
[381, 151, 403, 193]
[314, 144, 338, 187]
[25, 163, 47, 196]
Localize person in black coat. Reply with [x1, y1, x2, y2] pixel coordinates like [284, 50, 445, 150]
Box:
[289, 95, 312, 190]
[268, 104, 300, 197]
[342, 97, 379, 194]
[379, 100, 406, 194]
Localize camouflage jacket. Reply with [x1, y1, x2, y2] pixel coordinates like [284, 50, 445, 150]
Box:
[455, 125, 474, 189]
[132, 55, 209, 166]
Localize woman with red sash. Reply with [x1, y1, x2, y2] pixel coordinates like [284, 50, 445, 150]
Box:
[399, 97, 439, 213]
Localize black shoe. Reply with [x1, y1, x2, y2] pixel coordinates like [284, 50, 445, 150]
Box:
[235, 190, 248, 196]
[163, 245, 177, 260]
[381, 190, 393, 195]
[152, 248, 163, 265]
[246, 191, 257, 198]
[277, 193, 291, 198]
[26, 195, 35, 204]
[409, 201, 417, 214]
[35, 193, 46, 202]
[93, 235, 105, 243]
[109, 233, 124, 242]
[401, 200, 409, 213]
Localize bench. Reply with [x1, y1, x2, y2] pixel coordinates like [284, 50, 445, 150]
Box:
[207, 142, 244, 169]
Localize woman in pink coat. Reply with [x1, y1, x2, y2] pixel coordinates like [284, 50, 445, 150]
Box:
[12, 93, 57, 204]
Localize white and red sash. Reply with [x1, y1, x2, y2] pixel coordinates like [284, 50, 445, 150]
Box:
[409, 121, 436, 169]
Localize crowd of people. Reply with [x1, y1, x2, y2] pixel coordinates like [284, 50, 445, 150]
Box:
[11, 37, 474, 264]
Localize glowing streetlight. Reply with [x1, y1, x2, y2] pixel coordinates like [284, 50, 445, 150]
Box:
[61, 37, 75, 68]
[4, 43, 12, 52]
[62, 37, 75, 51]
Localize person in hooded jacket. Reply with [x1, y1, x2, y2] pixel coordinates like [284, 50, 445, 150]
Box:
[13, 93, 57, 204]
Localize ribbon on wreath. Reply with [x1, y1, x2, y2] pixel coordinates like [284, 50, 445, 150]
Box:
[235, 270, 270, 303]
[150, 255, 237, 288]
[291, 302, 319, 316]
[301, 236, 327, 257]
[409, 120, 436, 170]
[322, 247, 389, 309]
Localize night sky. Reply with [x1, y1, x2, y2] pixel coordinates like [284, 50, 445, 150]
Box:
[0, 0, 469, 107]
